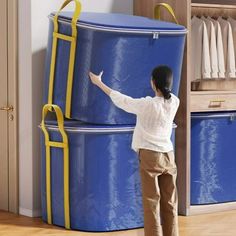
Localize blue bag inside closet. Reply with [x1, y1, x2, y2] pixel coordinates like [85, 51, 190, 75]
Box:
[191, 111, 236, 205]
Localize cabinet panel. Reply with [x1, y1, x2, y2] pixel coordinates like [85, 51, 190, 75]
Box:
[191, 92, 236, 112]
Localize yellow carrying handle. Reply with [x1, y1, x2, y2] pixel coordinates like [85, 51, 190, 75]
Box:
[48, 0, 82, 118]
[154, 3, 179, 24]
[41, 104, 70, 229]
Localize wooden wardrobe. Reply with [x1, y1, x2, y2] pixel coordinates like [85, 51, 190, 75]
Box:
[134, 0, 236, 216]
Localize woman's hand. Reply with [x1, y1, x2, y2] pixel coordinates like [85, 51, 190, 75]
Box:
[89, 71, 103, 86]
[88, 70, 112, 96]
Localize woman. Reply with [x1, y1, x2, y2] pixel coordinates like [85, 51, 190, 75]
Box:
[89, 65, 180, 236]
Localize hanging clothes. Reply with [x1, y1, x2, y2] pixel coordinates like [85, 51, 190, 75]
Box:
[210, 18, 225, 78]
[191, 16, 211, 81]
[218, 17, 236, 78]
[227, 17, 236, 71]
[201, 16, 219, 78]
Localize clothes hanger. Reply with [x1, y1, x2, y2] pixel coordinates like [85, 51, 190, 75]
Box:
[210, 15, 218, 20]
[196, 14, 203, 19]
[228, 16, 236, 21]
[218, 15, 228, 21]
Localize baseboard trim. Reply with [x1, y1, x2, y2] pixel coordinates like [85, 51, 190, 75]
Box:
[19, 207, 41, 217]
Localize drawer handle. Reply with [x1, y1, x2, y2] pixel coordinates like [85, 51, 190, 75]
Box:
[209, 100, 225, 108]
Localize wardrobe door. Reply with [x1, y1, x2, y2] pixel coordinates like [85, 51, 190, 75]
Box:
[0, 0, 9, 211]
[0, 0, 18, 213]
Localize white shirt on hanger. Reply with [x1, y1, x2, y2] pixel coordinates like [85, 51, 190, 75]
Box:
[218, 16, 236, 78]
[210, 17, 225, 78]
[191, 16, 211, 80]
[228, 17, 236, 71]
[201, 16, 219, 78]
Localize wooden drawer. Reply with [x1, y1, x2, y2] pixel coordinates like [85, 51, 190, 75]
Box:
[191, 91, 236, 112]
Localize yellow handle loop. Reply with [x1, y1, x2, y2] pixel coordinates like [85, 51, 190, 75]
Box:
[48, 0, 82, 118]
[154, 3, 179, 24]
[41, 104, 70, 229]
[54, 0, 82, 37]
[42, 104, 67, 140]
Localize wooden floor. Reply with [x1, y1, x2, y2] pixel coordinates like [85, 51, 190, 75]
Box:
[0, 210, 236, 236]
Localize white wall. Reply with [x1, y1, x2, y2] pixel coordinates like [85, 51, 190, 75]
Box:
[18, 0, 33, 217]
[19, 0, 133, 217]
[79, 0, 133, 14]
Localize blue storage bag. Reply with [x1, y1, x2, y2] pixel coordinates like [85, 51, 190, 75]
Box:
[40, 117, 177, 231]
[191, 112, 236, 205]
[44, 10, 187, 124]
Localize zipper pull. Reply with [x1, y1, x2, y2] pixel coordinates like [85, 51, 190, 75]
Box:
[153, 32, 159, 39]
[230, 114, 236, 121]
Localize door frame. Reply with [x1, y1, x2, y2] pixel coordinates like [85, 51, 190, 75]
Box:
[8, 0, 18, 214]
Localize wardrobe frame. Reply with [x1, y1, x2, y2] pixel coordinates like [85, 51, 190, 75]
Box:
[134, 0, 236, 216]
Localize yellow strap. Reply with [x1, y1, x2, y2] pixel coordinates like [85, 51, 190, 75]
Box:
[46, 141, 68, 148]
[41, 104, 70, 229]
[48, 36, 58, 106]
[154, 3, 179, 24]
[45, 145, 52, 224]
[65, 37, 77, 118]
[48, 0, 82, 118]
[53, 32, 75, 42]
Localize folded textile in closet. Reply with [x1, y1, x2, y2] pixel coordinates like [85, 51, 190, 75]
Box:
[201, 16, 219, 78]
[191, 16, 211, 81]
[218, 16, 236, 78]
[228, 17, 236, 72]
[209, 17, 225, 78]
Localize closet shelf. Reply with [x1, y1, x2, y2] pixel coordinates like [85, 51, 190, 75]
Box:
[191, 90, 236, 95]
[191, 3, 236, 10]
[191, 79, 236, 91]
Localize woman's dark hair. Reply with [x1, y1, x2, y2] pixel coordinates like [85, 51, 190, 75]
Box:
[151, 65, 173, 100]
